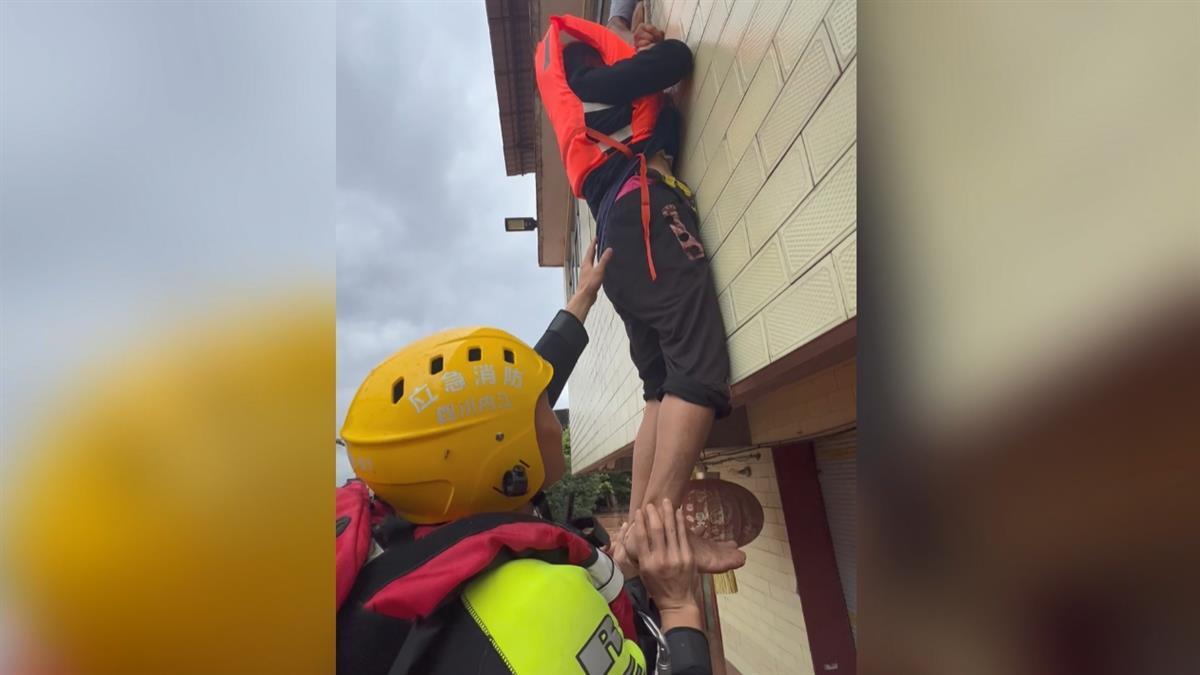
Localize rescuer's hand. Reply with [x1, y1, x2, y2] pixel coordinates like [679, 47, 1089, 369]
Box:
[579, 237, 613, 299]
[565, 238, 613, 324]
[633, 23, 665, 52]
[607, 520, 640, 580]
[633, 499, 700, 615]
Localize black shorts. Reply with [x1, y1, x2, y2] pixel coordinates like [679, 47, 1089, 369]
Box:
[600, 173, 732, 418]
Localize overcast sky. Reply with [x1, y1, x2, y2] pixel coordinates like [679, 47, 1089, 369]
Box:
[336, 2, 564, 481]
[1, 2, 334, 471]
[0, 2, 553, 484]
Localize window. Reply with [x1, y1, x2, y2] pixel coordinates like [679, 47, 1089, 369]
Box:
[564, 202, 586, 298]
[564, 216, 578, 297]
[592, 0, 610, 23]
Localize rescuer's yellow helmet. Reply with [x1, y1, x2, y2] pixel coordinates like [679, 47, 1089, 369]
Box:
[340, 327, 554, 524]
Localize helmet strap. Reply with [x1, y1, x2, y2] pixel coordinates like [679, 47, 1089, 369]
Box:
[530, 490, 553, 522]
[371, 514, 415, 549]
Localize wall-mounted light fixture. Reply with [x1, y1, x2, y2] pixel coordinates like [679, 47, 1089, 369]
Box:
[504, 217, 537, 232]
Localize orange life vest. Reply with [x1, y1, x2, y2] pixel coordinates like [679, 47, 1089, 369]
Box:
[535, 15, 662, 197]
[534, 15, 666, 279]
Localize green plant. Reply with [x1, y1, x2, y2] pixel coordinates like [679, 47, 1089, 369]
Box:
[544, 428, 631, 523]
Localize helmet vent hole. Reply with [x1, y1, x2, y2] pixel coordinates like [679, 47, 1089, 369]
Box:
[391, 378, 405, 404]
[430, 356, 444, 374]
[468, 347, 482, 362]
[503, 349, 515, 364]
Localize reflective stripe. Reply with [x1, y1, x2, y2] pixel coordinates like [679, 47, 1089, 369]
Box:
[599, 125, 633, 147]
[366, 539, 384, 563]
[585, 550, 624, 603]
[584, 126, 634, 157]
[463, 559, 646, 674]
[581, 101, 615, 113]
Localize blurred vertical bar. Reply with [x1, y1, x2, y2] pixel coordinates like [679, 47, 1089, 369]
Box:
[2, 1, 334, 673]
[859, 2, 1199, 674]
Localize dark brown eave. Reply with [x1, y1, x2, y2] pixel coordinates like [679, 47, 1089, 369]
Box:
[486, 0, 593, 268]
[485, 0, 537, 177]
[730, 318, 858, 409]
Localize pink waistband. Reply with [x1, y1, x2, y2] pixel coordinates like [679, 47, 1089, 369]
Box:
[615, 174, 655, 202]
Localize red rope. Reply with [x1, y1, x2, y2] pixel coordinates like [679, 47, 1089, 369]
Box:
[638, 153, 655, 280]
[584, 128, 657, 282]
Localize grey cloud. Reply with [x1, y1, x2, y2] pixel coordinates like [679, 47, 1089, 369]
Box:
[1, 2, 334, 462]
[336, 2, 566, 433]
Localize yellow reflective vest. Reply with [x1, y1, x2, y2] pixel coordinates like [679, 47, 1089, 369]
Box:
[460, 558, 647, 674]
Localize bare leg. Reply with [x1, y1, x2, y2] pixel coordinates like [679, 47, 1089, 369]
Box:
[642, 394, 713, 507]
[631, 394, 745, 573]
[627, 400, 661, 522]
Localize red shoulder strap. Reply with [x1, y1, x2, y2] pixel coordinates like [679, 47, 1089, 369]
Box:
[337, 508, 641, 667]
[362, 514, 594, 619]
[609, 590, 638, 645]
[335, 480, 374, 610]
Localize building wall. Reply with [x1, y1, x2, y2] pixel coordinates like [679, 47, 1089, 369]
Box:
[719, 356, 856, 675]
[746, 357, 855, 445]
[588, 356, 857, 675]
[567, 0, 858, 472]
[711, 448, 813, 675]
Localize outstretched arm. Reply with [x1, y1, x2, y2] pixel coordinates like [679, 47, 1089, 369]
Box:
[566, 38, 692, 106]
[535, 239, 612, 406]
[565, 238, 613, 324]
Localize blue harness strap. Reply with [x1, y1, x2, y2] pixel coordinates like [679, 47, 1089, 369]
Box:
[594, 157, 641, 258]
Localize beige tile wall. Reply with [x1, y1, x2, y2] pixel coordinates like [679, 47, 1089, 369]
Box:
[568, 0, 857, 480]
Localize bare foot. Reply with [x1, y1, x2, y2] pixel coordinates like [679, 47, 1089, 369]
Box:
[623, 521, 746, 573]
[688, 534, 746, 573]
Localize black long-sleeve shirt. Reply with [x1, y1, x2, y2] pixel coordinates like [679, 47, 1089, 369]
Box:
[564, 39, 693, 217]
[624, 578, 713, 675]
[665, 627, 712, 675]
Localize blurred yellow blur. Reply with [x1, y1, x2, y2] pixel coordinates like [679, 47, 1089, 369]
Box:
[2, 295, 334, 674]
[860, 2, 1198, 673]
